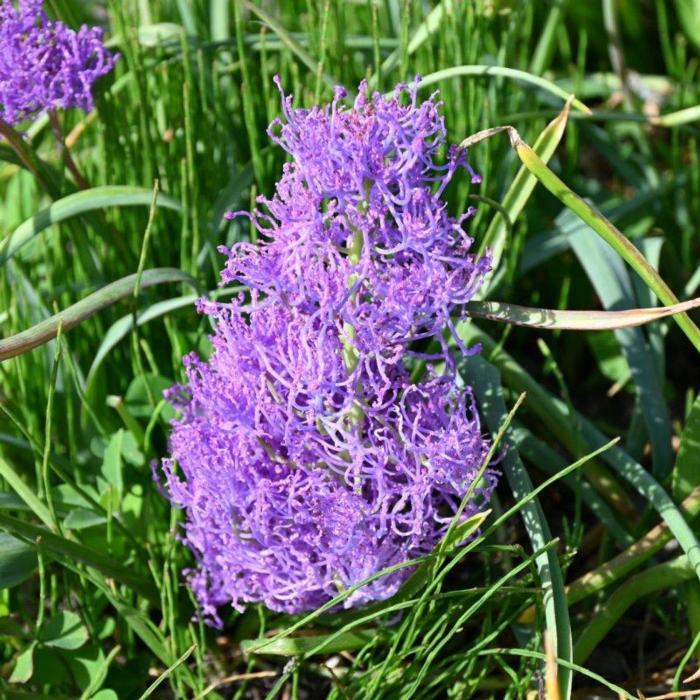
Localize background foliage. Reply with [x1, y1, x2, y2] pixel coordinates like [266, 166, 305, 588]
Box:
[1, 0, 700, 698]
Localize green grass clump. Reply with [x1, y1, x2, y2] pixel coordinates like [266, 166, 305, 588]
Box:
[1, 1, 700, 698]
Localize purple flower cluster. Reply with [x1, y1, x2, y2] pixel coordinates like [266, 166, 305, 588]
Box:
[162, 78, 496, 625]
[0, 0, 116, 125]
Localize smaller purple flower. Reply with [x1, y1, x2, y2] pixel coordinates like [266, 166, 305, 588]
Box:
[0, 0, 117, 125]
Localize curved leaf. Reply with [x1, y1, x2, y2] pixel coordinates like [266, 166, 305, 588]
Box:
[416, 66, 591, 113]
[0, 533, 37, 589]
[478, 97, 572, 292]
[0, 268, 198, 361]
[510, 131, 700, 352]
[466, 296, 700, 330]
[573, 556, 694, 664]
[673, 394, 700, 501]
[1, 186, 181, 265]
[39, 611, 88, 651]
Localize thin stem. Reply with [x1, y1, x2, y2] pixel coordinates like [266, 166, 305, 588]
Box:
[0, 117, 58, 196]
[48, 110, 90, 189]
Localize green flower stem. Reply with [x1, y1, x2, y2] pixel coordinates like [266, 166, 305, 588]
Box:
[342, 223, 365, 428]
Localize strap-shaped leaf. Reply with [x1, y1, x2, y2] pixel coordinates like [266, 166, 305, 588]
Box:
[417, 66, 590, 114]
[466, 296, 700, 330]
[0, 268, 198, 361]
[0, 186, 181, 265]
[462, 125, 700, 351]
[463, 356, 573, 699]
[477, 97, 572, 293]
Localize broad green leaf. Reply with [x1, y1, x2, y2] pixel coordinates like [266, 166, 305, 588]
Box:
[68, 644, 108, 691]
[673, 394, 700, 501]
[0, 533, 37, 588]
[0, 186, 181, 265]
[39, 610, 89, 650]
[63, 508, 106, 531]
[121, 431, 145, 467]
[674, 0, 700, 50]
[101, 430, 124, 499]
[587, 332, 631, 387]
[91, 691, 119, 700]
[568, 222, 673, 478]
[9, 642, 36, 683]
[125, 374, 174, 419]
[0, 268, 198, 362]
[32, 647, 71, 685]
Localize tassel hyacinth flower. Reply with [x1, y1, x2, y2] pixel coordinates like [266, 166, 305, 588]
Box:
[0, 0, 116, 125]
[162, 78, 497, 626]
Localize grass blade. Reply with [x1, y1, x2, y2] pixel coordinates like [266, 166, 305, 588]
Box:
[573, 556, 694, 664]
[240, 0, 334, 87]
[137, 644, 196, 699]
[0, 456, 53, 529]
[0, 513, 157, 600]
[372, 0, 454, 86]
[463, 356, 573, 700]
